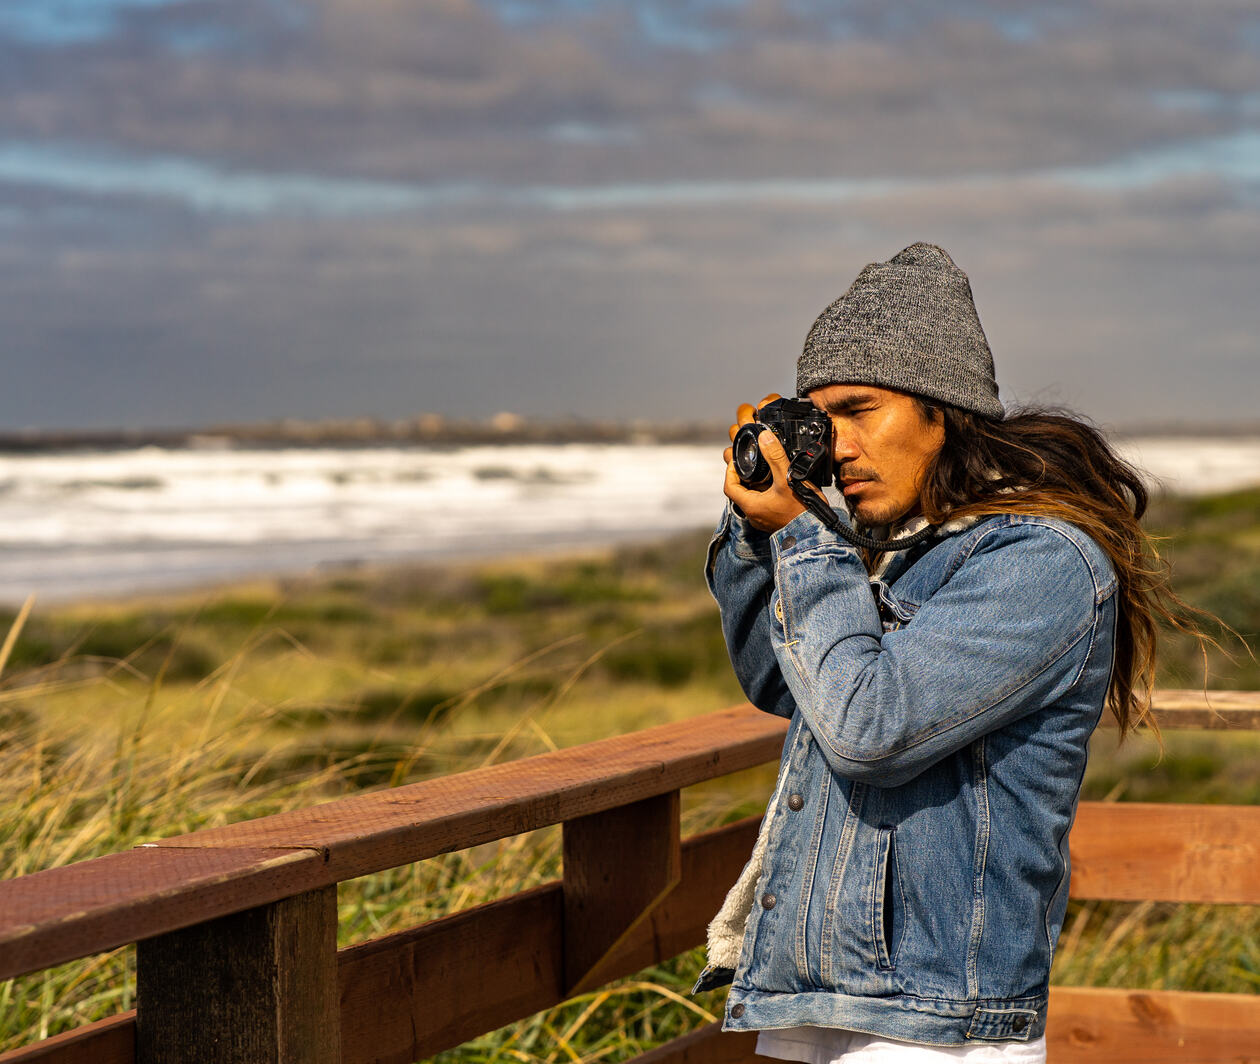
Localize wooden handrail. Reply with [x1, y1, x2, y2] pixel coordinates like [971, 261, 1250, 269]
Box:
[1118, 687, 1260, 729]
[3, 689, 1259, 1062]
[6, 799, 1260, 1064]
[3, 691, 1259, 982]
[0, 704, 786, 982]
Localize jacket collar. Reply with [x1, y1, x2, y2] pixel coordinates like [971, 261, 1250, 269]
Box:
[868, 514, 981, 582]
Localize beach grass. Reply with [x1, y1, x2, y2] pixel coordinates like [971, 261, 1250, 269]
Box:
[2, 487, 1259, 1055]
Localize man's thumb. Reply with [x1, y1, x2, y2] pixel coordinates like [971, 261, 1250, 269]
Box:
[757, 429, 786, 462]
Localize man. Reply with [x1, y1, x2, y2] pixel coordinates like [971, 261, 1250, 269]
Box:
[700, 244, 1166, 1061]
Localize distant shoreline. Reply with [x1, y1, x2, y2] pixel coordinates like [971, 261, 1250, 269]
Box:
[2, 415, 1259, 454]
[0, 417, 727, 454]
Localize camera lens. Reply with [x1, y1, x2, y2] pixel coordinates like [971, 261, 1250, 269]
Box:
[735, 434, 759, 471]
[732, 423, 771, 487]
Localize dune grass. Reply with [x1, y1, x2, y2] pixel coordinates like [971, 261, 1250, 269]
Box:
[2, 488, 1259, 1055]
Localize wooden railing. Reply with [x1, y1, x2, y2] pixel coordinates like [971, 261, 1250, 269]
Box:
[2, 691, 1259, 1063]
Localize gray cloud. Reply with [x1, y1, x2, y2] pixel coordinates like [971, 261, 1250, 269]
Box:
[5, 0, 1260, 183]
[4, 177, 1257, 429]
[1, 0, 1259, 430]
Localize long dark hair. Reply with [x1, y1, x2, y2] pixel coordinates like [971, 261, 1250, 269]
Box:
[915, 404, 1206, 740]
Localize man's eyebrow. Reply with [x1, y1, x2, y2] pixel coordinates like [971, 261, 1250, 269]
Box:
[819, 392, 881, 413]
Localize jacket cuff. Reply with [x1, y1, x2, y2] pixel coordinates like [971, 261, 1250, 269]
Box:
[725, 501, 774, 560]
[769, 510, 859, 562]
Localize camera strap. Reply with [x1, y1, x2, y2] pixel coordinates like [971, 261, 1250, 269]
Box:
[786, 448, 935, 553]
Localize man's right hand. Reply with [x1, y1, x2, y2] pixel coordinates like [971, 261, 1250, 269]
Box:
[725, 393, 783, 454]
[723, 393, 810, 533]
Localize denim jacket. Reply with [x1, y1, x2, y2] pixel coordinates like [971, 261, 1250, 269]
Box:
[704, 502, 1117, 1046]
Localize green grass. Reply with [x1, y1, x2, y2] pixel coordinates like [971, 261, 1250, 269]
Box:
[1142, 487, 1260, 688]
[2, 489, 1259, 1056]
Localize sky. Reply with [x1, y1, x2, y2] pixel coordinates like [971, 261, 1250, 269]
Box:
[3, 0, 1260, 430]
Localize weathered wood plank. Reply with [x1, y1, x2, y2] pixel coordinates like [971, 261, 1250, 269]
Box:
[147, 706, 784, 865]
[0, 846, 324, 982]
[4, 691, 1258, 1060]
[1070, 802, 1260, 904]
[0, 706, 785, 980]
[628, 1023, 761, 1064]
[154, 709, 774, 865]
[9, 810, 1260, 1064]
[136, 886, 339, 1064]
[564, 790, 682, 995]
[28, 983, 1249, 1064]
[1104, 689, 1260, 730]
[619, 986, 1260, 1064]
[4, 692, 1255, 983]
[0, 1014, 134, 1064]
[337, 883, 561, 1064]
[1048, 985, 1260, 1062]
[336, 816, 762, 1064]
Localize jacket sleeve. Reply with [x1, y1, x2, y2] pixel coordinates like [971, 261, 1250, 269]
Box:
[705, 503, 797, 719]
[766, 511, 1112, 786]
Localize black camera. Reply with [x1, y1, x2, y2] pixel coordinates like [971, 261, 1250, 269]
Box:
[732, 397, 833, 489]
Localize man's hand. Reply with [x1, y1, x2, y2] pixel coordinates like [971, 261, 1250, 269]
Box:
[723, 394, 807, 533]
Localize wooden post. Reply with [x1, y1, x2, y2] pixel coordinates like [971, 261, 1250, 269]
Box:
[563, 790, 682, 995]
[136, 885, 339, 1064]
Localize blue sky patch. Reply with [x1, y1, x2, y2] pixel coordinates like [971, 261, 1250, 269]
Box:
[545, 122, 639, 145]
[0, 0, 189, 46]
[9, 129, 1260, 220]
[1053, 130, 1260, 193]
[0, 141, 463, 216]
[482, 0, 741, 50]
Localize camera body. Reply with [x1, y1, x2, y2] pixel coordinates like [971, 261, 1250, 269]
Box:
[732, 397, 833, 489]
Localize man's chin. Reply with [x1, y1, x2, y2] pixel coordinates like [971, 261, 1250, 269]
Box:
[851, 500, 914, 529]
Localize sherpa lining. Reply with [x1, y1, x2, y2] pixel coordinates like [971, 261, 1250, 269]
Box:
[705, 760, 790, 967]
[868, 514, 977, 580]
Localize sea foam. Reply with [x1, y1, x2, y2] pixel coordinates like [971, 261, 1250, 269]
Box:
[0, 438, 1255, 602]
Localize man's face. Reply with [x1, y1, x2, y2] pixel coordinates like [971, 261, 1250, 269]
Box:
[807, 383, 946, 527]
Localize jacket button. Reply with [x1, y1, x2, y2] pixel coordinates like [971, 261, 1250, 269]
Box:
[781, 535, 796, 549]
[1012, 1016, 1029, 1032]
[787, 794, 804, 811]
[730, 1004, 745, 1019]
[774, 600, 784, 622]
[761, 892, 776, 910]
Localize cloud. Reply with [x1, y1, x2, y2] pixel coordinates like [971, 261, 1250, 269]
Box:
[5, 129, 1260, 218]
[4, 0, 1260, 187]
[3, 175, 1258, 429]
[0, 140, 440, 215]
[2, 0, 1260, 430]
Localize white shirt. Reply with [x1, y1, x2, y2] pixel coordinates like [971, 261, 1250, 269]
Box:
[756, 1027, 1047, 1064]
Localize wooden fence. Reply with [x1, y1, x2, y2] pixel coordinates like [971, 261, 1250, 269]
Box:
[2, 690, 1259, 1063]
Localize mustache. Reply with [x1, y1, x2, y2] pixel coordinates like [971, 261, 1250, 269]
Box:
[837, 465, 881, 482]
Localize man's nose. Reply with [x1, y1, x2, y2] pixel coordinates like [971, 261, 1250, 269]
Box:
[832, 431, 861, 463]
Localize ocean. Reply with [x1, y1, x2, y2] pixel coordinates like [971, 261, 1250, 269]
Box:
[0, 437, 1257, 604]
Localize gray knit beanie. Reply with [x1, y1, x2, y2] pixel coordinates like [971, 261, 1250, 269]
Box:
[796, 243, 1004, 419]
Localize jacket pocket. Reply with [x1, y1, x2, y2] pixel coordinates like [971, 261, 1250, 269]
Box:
[872, 827, 905, 971]
[872, 581, 918, 632]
